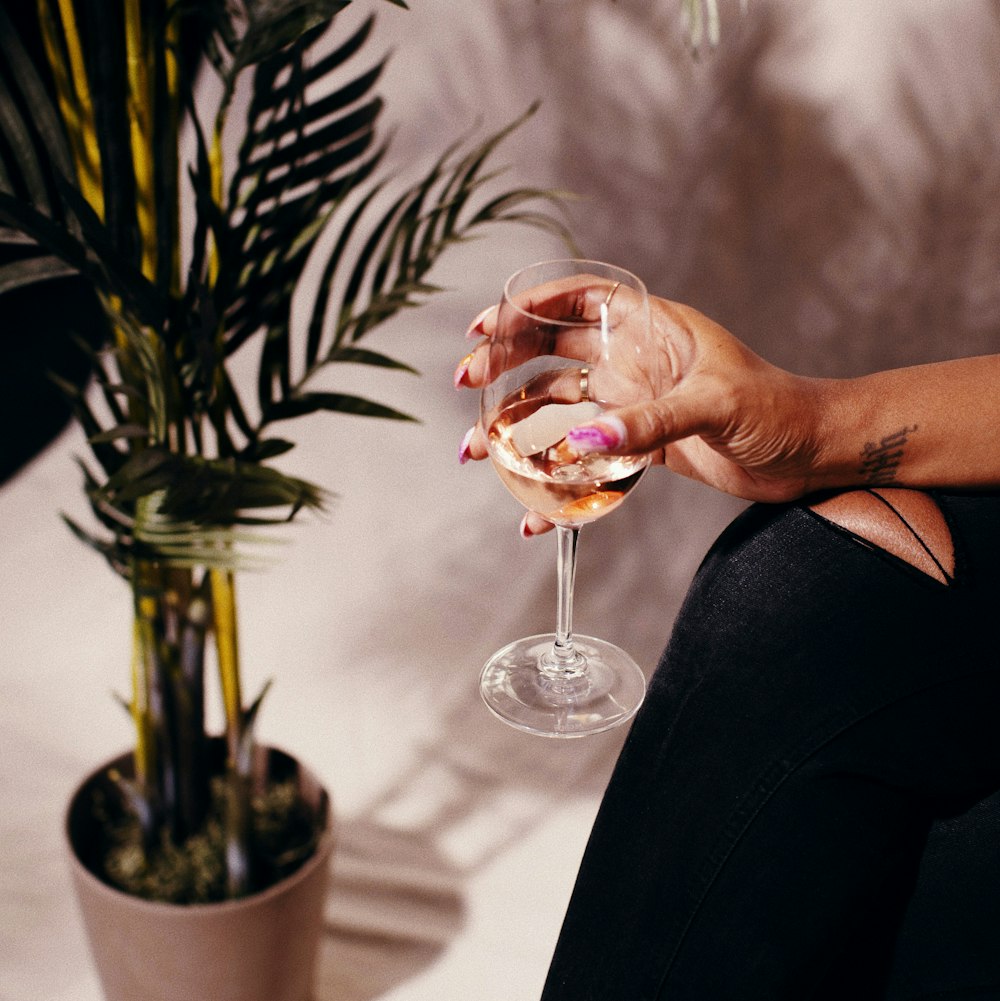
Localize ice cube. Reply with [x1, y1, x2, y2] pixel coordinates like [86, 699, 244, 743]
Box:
[509, 401, 603, 456]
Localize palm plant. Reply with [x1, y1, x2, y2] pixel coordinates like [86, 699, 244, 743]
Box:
[0, 0, 566, 901]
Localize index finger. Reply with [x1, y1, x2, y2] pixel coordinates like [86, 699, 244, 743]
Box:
[472, 275, 633, 338]
[469, 275, 639, 388]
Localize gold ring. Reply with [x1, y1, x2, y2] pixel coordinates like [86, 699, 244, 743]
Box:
[604, 281, 622, 308]
[580, 366, 590, 402]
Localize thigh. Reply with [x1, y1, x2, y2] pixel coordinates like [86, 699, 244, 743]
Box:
[542, 493, 1000, 1001]
[885, 788, 1000, 1000]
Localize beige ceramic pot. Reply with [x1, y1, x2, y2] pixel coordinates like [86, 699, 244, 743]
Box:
[66, 744, 333, 1001]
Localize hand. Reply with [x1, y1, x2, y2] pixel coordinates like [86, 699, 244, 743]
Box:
[456, 277, 830, 534]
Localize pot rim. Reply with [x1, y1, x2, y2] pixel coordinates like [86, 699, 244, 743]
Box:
[65, 743, 334, 915]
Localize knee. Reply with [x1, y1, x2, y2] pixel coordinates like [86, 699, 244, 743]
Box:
[807, 488, 954, 584]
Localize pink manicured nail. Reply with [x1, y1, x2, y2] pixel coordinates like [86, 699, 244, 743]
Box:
[565, 416, 627, 453]
[458, 426, 475, 464]
[465, 307, 493, 340]
[453, 352, 474, 389]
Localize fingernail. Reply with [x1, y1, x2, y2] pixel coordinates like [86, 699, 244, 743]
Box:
[519, 512, 533, 539]
[565, 416, 627, 453]
[458, 425, 475, 464]
[465, 307, 492, 340]
[453, 352, 474, 389]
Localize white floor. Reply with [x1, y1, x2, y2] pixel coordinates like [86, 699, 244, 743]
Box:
[4, 3, 997, 998]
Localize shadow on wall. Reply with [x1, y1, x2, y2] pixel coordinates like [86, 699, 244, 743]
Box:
[498, 0, 1000, 376]
[300, 4, 1000, 996]
[305, 4, 1000, 995]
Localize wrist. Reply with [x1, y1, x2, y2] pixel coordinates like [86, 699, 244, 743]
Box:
[805, 373, 927, 493]
[800, 376, 870, 493]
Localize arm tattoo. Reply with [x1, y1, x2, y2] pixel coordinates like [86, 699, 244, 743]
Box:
[858, 425, 918, 486]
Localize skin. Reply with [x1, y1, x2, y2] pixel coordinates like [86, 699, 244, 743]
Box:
[455, 277, 1000, 537]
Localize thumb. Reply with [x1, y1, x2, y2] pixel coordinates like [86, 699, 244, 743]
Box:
[565, 383, 719, 457]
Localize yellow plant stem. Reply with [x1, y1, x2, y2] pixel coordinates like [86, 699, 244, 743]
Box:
[131, 560, 162, 797]
[36, 4, 140, 384]
[208, 115, 225, 286]
[164, 3, 182, 298]
[130, 601, 154, 790]
[124, 0, 157, 282]
[210, 568, 243, 763]
[37, 0, 104, 219]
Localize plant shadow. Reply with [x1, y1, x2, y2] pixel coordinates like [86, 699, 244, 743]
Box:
[315, 819, 466, 1000]
[312, 690, 629, 1000]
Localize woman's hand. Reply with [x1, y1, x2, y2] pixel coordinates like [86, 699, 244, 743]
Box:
[458, 273, 1000, 537]
[456, 279, 831, 533]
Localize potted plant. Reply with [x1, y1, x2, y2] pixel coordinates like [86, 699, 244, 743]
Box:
[0, 1, 565, 997]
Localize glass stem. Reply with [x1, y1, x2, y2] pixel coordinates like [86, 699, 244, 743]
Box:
[542, 525, 586, 680]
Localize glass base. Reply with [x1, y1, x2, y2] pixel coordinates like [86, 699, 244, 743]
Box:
[479, 633, 646, 738]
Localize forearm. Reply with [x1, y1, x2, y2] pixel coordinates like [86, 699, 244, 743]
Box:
[808, 354, 1000, 492]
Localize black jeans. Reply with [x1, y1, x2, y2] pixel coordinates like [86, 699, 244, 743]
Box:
[541, 492, 1000, 1000]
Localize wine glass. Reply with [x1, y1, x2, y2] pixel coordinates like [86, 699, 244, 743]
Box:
[478, 259, 652, 737]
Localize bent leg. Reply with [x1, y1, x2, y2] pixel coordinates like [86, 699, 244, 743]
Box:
[541, 493, 1000, 1001]
[807, 487, 955, 584]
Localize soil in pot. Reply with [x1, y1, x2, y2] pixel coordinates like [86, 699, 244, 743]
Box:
[66, 743, 333, 1001]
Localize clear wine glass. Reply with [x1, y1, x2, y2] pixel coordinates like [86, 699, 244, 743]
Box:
[478, 259, 652, 737]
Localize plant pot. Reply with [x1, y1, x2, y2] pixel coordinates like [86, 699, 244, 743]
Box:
[66, 744, 333, 1001]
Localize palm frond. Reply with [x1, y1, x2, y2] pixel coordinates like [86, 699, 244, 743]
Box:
[0, 191, 99, 289]
[325, 345, 418, 373]
[264, 389, 417, 424]
[310, 103, 572, 356]
[61, 511, 130, 577]
[70, 448, 330, 573]
[300, 175, 391, 366]
[0, 4, 74, 210]
[3, 2, 569, 575]
[47, 370, 129, 478]
[75, 1, 140, 273]
[0, 252, 76, 294]
[219, 17, 389, 351]
[133, 525, 285, 574]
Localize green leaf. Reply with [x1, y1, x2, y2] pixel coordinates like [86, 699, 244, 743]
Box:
[48, 372, 129, 479]
[0, 4, 74, 209]
[223, 17, 388, 358]
[324, 345, 418, 374]
[112, 314, 169, 445]
[102, 448, 177, 501]
[236, 679, 274, 776]
[300, 173, 389, 362]
[60, 513, 129, 579]
[0, 254, 77, 295]
[265, 390, 417, 423]
[0, 75, 51, 210]
[88, 423, 151, 445]
[0, 227, 39, 246]
[240, 438, 296, 461]
[0, 192, 101, 286]
[257, 320, 292, 414]
[238, 3, 347, 67]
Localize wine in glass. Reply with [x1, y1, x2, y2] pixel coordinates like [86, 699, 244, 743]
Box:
[479, 260, 652, 737]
